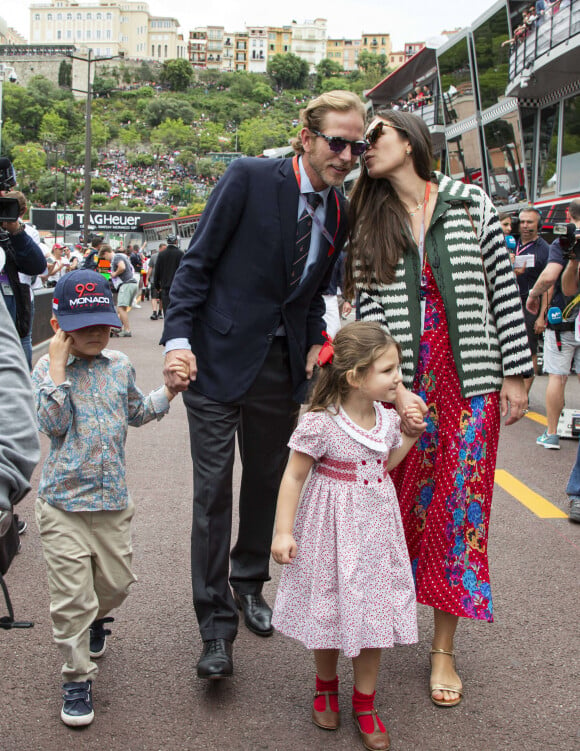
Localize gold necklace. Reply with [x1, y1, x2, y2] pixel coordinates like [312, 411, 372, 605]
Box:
[407, 198, 425, 217]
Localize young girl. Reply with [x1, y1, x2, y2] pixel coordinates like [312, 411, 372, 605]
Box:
[271, 321, 425, 751]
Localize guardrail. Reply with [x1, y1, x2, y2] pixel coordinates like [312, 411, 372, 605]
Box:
[509, 1, 580, 79]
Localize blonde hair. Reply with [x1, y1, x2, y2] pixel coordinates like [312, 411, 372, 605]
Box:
[291, 90, 366, 154]
[309, 321, 401, 413]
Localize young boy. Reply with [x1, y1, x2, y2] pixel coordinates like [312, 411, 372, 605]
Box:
[32, 270, 182, 728]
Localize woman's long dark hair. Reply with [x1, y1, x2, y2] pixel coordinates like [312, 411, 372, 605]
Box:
[344, 109, 434, 298]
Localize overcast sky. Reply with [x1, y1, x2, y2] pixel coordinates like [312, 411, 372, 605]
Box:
[10, 0, 499, 51]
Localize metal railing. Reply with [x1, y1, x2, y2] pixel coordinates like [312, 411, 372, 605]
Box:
[509, 1, 580, 79]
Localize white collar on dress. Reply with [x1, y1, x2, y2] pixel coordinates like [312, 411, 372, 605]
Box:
[329, 403, 391, 452]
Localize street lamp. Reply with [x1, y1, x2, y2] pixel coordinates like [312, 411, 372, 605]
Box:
[0, 62, 18, 156]
[66, 50, 118, 239]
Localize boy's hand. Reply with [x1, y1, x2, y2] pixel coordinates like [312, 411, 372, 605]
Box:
[164, 349, 196, 392]
[271, 533, 298, 565]
[167, 356, 190, 381]
[48, 329, 72, 385]
[49, 329, 72, 368]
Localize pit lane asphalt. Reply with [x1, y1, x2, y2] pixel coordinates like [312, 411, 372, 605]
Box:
[1, 306, 579, 751]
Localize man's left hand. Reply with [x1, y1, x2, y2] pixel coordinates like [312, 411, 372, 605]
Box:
[306, 344, 322, 379]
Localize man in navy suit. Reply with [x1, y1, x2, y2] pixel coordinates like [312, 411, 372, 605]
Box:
[162, 91, 366, 678]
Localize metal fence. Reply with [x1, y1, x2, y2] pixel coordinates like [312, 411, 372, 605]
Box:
[509, 1, 580, 78]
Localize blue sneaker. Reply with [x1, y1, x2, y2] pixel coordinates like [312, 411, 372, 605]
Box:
[536, 430, 560, 449]
[89, 616, 114, 658]
[61, 680, 94, 727]
[569, 497, 580, 523]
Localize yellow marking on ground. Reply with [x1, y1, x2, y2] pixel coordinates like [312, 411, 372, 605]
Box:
[525, 411, 547, 426]
[494, 469, 568, 519]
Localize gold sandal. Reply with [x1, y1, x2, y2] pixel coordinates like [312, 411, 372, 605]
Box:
[429, 648, 463, 708]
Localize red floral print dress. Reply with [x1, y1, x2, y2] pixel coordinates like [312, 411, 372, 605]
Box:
[390, 262, 500, 622]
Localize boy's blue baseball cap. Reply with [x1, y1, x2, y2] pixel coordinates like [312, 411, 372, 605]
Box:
[52, 270, 122, 331]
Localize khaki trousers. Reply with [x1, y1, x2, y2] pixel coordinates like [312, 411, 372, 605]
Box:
[35, 497, 137, 683]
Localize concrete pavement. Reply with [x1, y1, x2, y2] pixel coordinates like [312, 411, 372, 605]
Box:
[1, 304, 579, 750]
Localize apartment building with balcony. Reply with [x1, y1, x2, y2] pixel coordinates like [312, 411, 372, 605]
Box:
[326, 38, 361, 71]
[29, 0, 184, 59]
[247, 27, 268, 73]
[361, 32, 392, 58]
[268, 26, 292, 56]
[291, 18, 327, 71]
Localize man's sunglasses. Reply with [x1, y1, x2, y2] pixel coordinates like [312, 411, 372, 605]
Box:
[310, 129, 368, 157]
[365, 120, 407, 146]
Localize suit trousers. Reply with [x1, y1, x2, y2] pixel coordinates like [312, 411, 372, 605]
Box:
[183, 337, 300, 641]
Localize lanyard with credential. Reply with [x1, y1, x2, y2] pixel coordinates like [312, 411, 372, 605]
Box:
[293, 155, 340, 257]
[417, 181, 432, 335]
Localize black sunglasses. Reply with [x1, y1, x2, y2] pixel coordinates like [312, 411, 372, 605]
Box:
[366, 121, 407, 146]
[310, 129, 368, 157]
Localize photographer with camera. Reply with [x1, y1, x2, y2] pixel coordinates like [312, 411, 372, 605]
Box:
[527, 199, 580, 454]
[0, 290, 40, 625]
[0, 158, 48, 366]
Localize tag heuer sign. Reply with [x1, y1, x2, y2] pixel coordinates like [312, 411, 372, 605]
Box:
[31, 209, 170, 233]
[57, 212, 75, 228]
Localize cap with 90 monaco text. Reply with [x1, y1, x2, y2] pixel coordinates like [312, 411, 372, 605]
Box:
[52, 270, 121, 331]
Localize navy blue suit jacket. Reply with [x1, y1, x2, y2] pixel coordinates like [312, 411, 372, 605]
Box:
[161, 156, 349, 403]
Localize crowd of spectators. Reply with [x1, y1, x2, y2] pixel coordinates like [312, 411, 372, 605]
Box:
[502, 0, 571, 48]
[389, 86, 433, 113]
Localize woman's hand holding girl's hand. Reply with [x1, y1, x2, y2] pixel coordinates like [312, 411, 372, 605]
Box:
[271, 533, 298, 565]
[396, 387, 427, 436]
[403, 406, 427, 435]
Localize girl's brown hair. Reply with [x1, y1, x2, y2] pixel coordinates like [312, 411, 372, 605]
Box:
[309, 321, 401, 413]
[344, 109, 434, 298]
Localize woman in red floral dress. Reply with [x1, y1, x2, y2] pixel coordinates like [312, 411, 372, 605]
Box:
[346, 110, 532, 707]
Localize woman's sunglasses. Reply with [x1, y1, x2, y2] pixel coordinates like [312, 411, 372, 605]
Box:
[365, 121, 407, 147]
[309, 129, 368, 157]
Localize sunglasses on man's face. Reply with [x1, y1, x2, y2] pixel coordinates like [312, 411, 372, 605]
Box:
[365, 121, 407, 146]
[310, 129, 368, 157]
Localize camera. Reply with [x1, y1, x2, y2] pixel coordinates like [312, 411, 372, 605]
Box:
[0, 157, 19, 222]
[554, 222, 580, 260]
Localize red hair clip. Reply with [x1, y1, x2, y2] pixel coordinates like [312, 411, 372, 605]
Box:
[317, 331, 334, 367]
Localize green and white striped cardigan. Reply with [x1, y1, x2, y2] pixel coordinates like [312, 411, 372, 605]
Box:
[356, 172, 533, 398]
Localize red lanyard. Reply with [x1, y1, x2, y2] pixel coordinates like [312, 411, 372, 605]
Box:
[419, 181, 432, 280]
[293, 155, 340, 257]
[516, 239, 535, 255]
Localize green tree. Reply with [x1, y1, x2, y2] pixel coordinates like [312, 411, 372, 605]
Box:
[238, 115, 293, 156]
[39, 111, 69, 145]
[144, 97, 196, 127]
[11, 142, 47, 187]
[317, 58, 343, 79]
[267, 53, 309, 90]
[161, 59, 194, 92]
[91, 177, 111, 193]
[2, 83, 45, 142]
[357, 50, 389, 76]
[58, 60, 72, 89]
[151, 118, 194, 151]
[119, 125, 142, 149]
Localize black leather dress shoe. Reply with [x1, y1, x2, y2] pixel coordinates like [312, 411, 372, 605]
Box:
[233, 592, 274, 637]
[196, 639, 233, 679]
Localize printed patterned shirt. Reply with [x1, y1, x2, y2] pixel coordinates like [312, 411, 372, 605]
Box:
[32, 348, 170, 512]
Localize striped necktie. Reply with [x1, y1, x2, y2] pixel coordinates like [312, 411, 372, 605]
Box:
[289, 192, 323, 289]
